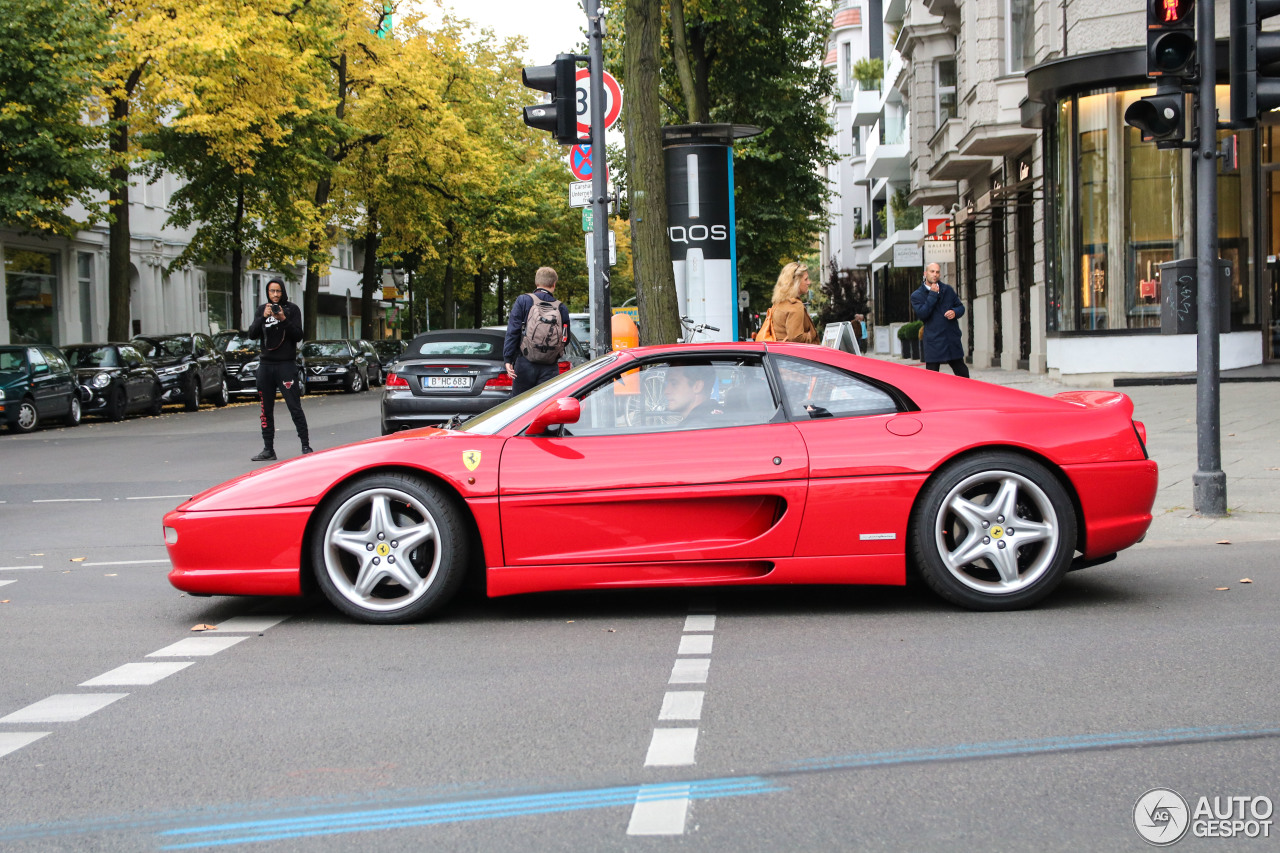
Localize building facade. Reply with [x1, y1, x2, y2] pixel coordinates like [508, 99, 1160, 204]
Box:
[823, 0, 1280, 383]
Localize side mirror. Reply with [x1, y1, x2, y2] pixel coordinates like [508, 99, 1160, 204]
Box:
[526, 397, 580, 435]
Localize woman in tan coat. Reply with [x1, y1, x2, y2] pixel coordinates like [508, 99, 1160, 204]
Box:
[769, 261, 819, 343]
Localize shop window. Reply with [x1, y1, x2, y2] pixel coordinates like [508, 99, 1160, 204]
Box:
[4, 248, 59, 345]
[1005, 0, 1032, 75]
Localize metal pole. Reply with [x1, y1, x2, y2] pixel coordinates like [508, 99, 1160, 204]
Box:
[585, 0, 611, 358]
[1193, 0, 1226, 515]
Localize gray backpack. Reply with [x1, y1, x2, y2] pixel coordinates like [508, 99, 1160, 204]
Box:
[519, 296, 565, 364]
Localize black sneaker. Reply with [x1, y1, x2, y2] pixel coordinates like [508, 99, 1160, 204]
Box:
[301, 445, 314, 455]
[251, 449, 277, 462]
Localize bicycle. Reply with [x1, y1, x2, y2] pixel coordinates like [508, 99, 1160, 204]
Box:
[679, 316, 720, 343]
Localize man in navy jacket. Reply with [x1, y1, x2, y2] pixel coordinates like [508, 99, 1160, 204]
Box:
[503, 266, 571, 396]
[910, 262, 970, 378]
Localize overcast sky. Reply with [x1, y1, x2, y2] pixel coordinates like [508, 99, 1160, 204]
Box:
[430, 0, 591, 63]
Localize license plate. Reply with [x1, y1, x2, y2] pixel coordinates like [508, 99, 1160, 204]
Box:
[309, 375, 329, 382]
[427, 376, 471, 389]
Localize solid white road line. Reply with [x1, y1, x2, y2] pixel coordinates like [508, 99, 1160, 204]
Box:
[669, 658, 710, 684]
[0, 732, 51, 758]
[147, 636, 248, 657]
[215, 614, 290, 632]
[627, 785, 691, 835]
[677, 634, 714, 655]
[659, 691, 705, 721]
[683, 614, 716, 632]
[79, 662, 194, 686]
[125, 495, 192, 501]
[0, 693, 128, 723]
[81, 559, 169, 567]
[0, 566, 43, 571]
[644, 728, 699, 766]
[31, 498, 101, 503]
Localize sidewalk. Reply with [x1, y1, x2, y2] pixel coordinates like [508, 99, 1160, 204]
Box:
[877, 356, 1280, 546]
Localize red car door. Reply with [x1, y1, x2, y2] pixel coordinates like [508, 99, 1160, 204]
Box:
[496, 357, 809, 574]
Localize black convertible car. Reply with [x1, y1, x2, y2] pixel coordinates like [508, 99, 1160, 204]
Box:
[62, 343, 163, 421]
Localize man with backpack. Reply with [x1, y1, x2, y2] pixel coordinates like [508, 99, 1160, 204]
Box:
[503, 266, 571, 395]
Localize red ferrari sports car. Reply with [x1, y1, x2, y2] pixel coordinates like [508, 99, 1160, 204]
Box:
[164, 343, 1157, 623]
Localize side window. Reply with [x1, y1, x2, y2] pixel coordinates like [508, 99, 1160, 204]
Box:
[195, 335, 209, 356]
[564, 357, 776, 436]
[44, 350, 70, 375]
[774, 356, 898, 420]
[121, 346, 143, 365]
[28, 348, 49, 373]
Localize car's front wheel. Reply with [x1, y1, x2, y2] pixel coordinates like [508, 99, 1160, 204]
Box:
[346, 371, 364, 394]
[311, 474, 468, 624]
[148, 382, 164, 416]
[183, 375, 200, 411]
[212, 376, 229, 407]
[910, 452, 1076, 611]
[107, 386, 127, 421]
[13, 397, 38, 433]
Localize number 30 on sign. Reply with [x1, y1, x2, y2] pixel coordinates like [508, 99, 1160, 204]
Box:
[574, 68, 623, 137]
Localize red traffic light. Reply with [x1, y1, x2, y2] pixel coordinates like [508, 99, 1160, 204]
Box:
[1153, 0, 1193, 25]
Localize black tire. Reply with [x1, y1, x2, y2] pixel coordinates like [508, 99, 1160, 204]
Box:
[212, 376, 230, 407]
[347, 370, 364, 394]
[107, 385, 127, 421]
[909, 452, 1077, 611]
[148, 382, 164, 416]
[66, 396, 82, 427]
[296, 369, 307, 397]
[310, 473, 468, 624]
[13, 397, 38, 433]
[183, 376, 200, 411]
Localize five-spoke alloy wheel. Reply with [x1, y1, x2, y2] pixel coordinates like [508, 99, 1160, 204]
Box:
[911, 452, 1076, 611]
[311, 474, 468, 623]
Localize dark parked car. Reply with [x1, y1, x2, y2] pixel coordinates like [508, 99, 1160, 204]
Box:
[62, 343, 163, 421]
[132, 333, 229, 411]
[218, 333, 307, 398]
[299, 340, 375, 393]
[356, 339, 385, 386]
[0, 345, 82, 433]
[371, 338, 408, 378]
[380, 328, 585, 434]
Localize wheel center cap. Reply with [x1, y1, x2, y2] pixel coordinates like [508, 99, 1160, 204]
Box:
[376, 542, 391, 557]
[990, 525, 1004, 539]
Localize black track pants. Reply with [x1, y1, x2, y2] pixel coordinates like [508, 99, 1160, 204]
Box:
[257, 360, 309, 449]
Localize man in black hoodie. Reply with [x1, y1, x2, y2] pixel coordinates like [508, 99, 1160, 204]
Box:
[247, 279, 311, 461]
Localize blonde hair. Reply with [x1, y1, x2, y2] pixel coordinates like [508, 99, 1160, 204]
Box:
[534, 266, 558, 288]
[771, 262, 809, 305]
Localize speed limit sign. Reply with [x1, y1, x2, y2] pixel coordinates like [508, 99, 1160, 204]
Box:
[575, 68, 623, 137]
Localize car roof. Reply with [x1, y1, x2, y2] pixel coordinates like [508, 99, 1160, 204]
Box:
[412, 328, 507, 344]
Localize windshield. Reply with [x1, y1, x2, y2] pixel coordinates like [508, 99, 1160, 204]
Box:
[301, 341, 350, 358]
[373, 340, 403, 357]
[63, 346, 118, 368]
[415, 339, 497, 357]
[0, 349, 28, 377]
[135, 337, 191, 359]
[458, 354, 619, 435]
[223, 335, 260, 355]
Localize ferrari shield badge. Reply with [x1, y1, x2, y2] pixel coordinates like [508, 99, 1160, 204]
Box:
[462, 450, 482, 471]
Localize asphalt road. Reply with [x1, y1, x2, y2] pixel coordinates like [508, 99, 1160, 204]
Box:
[1, 389, 1277, 851]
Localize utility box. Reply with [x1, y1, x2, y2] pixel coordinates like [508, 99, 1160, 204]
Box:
[1159, 259, 1231, 335]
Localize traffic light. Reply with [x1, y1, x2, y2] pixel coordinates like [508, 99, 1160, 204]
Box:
[1147, 0, 1197, 78]
[1124, 82, 1188, 146]
[1230, 0, 1280, 122]
[521, 54, 578, 145]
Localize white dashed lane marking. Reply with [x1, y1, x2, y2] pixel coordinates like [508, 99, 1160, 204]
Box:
[31, 498, 101, 503]
[627, 784, 691, 835]
[677, 634, 713, 655]
[80, 662, 194, 686]
[81, 559, 168, 567]
[669, 658, 710, 684]
[125, 495, 192, 501]
[0, 580, 14, 588]
[0, 693, 129, 723]
[0, 566, 43, 572]
[215, 615, 290, 632]
[0, 732, 50, 758]
[644, 728, 699, 766]
[147, 636, 248, 657]
[684, 615, 716, 632]
[659, 691, 704, 721]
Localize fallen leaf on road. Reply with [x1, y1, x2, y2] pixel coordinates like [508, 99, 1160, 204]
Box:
[104, 573, 117, 577]
[1241, 578, 1253, 583]
[190, 624, 218, 632]
[1228, 433, 1235, 436]
[30, 553, 43, 556]
[1216, 587, 1230, 591]
[70, 557, 85, 562]
[1, 600, 9, 604]
[1216, 540, 1231, 545]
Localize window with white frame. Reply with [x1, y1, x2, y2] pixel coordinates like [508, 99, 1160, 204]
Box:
[936, 59, 958, 124]
[1005, 0, 1032, 74]
[842, 42, 852, 89]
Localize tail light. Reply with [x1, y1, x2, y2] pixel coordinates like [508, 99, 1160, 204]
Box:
[557, 360, 571, 374]
[1133, 420, 1148, 457]
[485, 372, 513, 390]
[385, 372, 409, 388]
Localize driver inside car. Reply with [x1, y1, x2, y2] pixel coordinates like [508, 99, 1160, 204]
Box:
[662, 364, 722, 427]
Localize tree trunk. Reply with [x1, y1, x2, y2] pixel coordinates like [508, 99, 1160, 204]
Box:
[360, 213, 380, 340]
[625, 0, 679, 345]
[230, 182, 245, 328]
[442, 254, 455, 329]
[303, 175, 330, 340]
[669, 0, 708, 123]
[472, 270, 483, 328]
[496, 269, 506, 322]
[107, 95, 132, 341]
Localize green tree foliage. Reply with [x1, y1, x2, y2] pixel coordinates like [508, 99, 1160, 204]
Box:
[0, 0, 115, 234]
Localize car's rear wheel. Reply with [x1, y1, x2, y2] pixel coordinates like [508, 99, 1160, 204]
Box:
[311, 474, 468, 624]
[13, 398, 38, 433]
[910, 452, 1076, 611]
[107, 386, 127, 421]
[148, 382, 164, 416]
[296, 369, 307, 396]
[66, 396, 82, 427]
[212, 376, 229, 407]
[183, 375, 200, 411]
